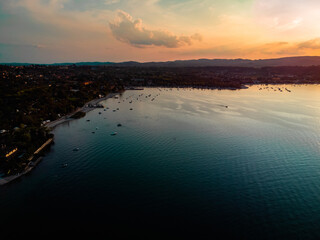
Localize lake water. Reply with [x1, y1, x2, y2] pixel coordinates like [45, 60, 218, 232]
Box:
[1, 85, 320, 238]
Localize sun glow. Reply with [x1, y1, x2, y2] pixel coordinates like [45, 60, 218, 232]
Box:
[1, 0, 320, 63]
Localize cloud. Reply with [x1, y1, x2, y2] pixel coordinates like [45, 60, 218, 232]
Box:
[0, 42, 46, 49]
[3, 0, 114, 34]
[254, 38, 320, 56]
[109, 10, 202, 48]
[174, 36, 320, 59]
[105, 0, 120, 5]
[253, 0, 320, 37]
[298, 38, 320, 49]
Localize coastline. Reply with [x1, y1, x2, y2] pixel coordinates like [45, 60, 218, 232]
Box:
[0, 92, 120, 186]
[0, 156, 44, 186]
[45, 92, 119, 129]
[0, 138, 53, 186]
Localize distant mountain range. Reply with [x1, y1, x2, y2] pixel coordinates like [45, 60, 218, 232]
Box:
[3, 56, 320, 67]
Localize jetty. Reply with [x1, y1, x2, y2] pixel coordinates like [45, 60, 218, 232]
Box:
[34, 138, 53, 155]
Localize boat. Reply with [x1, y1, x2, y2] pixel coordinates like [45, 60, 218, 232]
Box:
[117, 124, 122, 127]
[110, 132, 117, 136]
[73, 147, 80, 151]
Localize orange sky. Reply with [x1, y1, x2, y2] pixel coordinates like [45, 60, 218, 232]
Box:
[1, 0, 320, 63]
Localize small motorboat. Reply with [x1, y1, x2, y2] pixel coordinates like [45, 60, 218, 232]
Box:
[117, 124, 122, 127]
[73, 148, 80, 151]
[110, 132, 117, 136]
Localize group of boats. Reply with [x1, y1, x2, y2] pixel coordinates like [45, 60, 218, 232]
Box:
[120, 92, 161, 104]
[73, 91, 162, 154]
[87, 124, 119, 136]
[69, 91, 165, 169]
[258, 86, 292, 92]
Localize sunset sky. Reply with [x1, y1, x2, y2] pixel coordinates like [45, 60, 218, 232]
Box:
[1, 0, 320, 63]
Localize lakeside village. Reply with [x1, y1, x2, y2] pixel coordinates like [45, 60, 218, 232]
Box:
[2, 64, 320, 182]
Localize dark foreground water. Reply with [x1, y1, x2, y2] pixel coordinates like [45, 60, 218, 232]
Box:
[1, 85, 320, 238]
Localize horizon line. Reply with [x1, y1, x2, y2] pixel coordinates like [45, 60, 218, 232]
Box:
[1, 55, 320, 65]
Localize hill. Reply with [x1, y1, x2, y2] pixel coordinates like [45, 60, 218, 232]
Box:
[3, 56, 320, 67]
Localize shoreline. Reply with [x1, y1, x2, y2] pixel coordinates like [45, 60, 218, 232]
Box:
[0, 157, 43, 186]
[0, 92, 120, 186]
[45, 92, 119, 129]
[0, 139, 53, 186]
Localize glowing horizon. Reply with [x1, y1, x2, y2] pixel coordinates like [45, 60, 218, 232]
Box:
[1, 0, 320, 63]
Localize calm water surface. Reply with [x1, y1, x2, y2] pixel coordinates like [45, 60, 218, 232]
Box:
[1, 85, 320, 238]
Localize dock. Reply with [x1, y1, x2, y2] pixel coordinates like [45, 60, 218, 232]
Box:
[34, 138, 53, 155]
